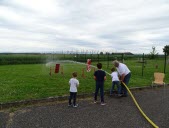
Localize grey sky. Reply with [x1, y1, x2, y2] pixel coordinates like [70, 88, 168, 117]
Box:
[0, 0, 169, 54]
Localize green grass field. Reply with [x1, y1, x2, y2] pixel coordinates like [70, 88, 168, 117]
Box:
[0, 59, 168, 103]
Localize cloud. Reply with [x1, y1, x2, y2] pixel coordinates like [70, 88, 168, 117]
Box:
[0, 0, 169, 54]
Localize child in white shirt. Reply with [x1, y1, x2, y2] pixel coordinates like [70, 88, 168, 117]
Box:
[68, 72, 79, 107]
[110, 67, 121, 96]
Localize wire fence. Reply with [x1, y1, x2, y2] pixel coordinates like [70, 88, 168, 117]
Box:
[0, 53, 168, 76]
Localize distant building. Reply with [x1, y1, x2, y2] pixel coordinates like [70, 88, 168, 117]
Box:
[111, 52, 134, 55]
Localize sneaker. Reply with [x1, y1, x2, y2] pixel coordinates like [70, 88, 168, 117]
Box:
[73, 104, 78, 108]
[68, 104, 72, 107]
[117, 94, 122, 97]
[94, 101, 97, 104]
[122, 94, 128, 97]
[101, 102, 106, 106]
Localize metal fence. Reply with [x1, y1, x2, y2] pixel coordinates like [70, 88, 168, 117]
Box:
[0, 53, 168, 76]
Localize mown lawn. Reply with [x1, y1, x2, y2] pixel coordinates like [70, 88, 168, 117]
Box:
[0, 59, 168, 103]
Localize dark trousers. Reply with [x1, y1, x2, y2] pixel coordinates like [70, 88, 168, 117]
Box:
[94, 81, 104, 103]
[110, 81, 121, 95]
[69, 92, 77, 105]
[121, 73, 131, 96]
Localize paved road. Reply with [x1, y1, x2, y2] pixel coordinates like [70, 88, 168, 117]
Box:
[0, 86, 169, 128]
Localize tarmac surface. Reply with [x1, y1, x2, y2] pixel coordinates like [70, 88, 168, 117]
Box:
[0, 86, 169, 128]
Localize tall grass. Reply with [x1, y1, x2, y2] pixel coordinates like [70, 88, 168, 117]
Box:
[0, 53, 124, 65]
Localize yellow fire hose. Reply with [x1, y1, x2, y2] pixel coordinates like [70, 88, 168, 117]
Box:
[122, 82, 159, 128]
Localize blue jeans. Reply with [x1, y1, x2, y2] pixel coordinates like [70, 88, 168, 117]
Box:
[94, 81, 104, 103]
[110, 81, 121, 95]
[69, 92, 77, 106]
[121, 73, 131, 96]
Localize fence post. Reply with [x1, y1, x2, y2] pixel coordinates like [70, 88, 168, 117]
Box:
[122, 53, 124, 63]
[77, 53, 78, 61]
[98, 54, 100, 63]
[85, 54, 86, 62]
[142, 53, 144, 76]
[164, 52, 167, 74]
[107, 53, 109, 69]
[52, 53, 54, 61]
[91, 53, 93, 61]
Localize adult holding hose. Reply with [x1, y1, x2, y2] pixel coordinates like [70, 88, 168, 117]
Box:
[112, 60, 131, 97]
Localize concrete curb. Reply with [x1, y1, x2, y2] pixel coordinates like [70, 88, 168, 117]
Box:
[0, 93, 93, 110]
[0, 84, 168, 110]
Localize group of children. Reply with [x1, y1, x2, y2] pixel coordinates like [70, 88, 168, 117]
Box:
[68, 62, 125, 107]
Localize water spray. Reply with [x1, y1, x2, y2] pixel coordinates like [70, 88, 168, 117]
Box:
[46, 60, 111, 78]
[69, 60, 111, 76]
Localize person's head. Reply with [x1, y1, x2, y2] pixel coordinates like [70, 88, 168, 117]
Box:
[72, 72, 77, 77]
[97, 63, 102, 69]
[112, 60, 119, 67]
[111, 67, 116, 72]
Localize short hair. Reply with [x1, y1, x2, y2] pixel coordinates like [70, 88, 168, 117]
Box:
[72, 72, 77, 77]
[112, 60, 119, 67]
[97, 63, 102, 69]
[111, 67, 116, 72]
[112, 60, 119, 65]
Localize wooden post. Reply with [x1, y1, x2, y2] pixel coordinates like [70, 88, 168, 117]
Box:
[49, 67, 52, 76]
[61, 66, 64, 75]
[81, 68, 85, 78]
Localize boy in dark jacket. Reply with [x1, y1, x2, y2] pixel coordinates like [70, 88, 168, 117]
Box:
[94, 63, 106, 105]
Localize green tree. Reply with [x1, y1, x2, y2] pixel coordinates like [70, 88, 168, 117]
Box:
[163, 45, 169, 55]
[149, 46, 158, 59]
